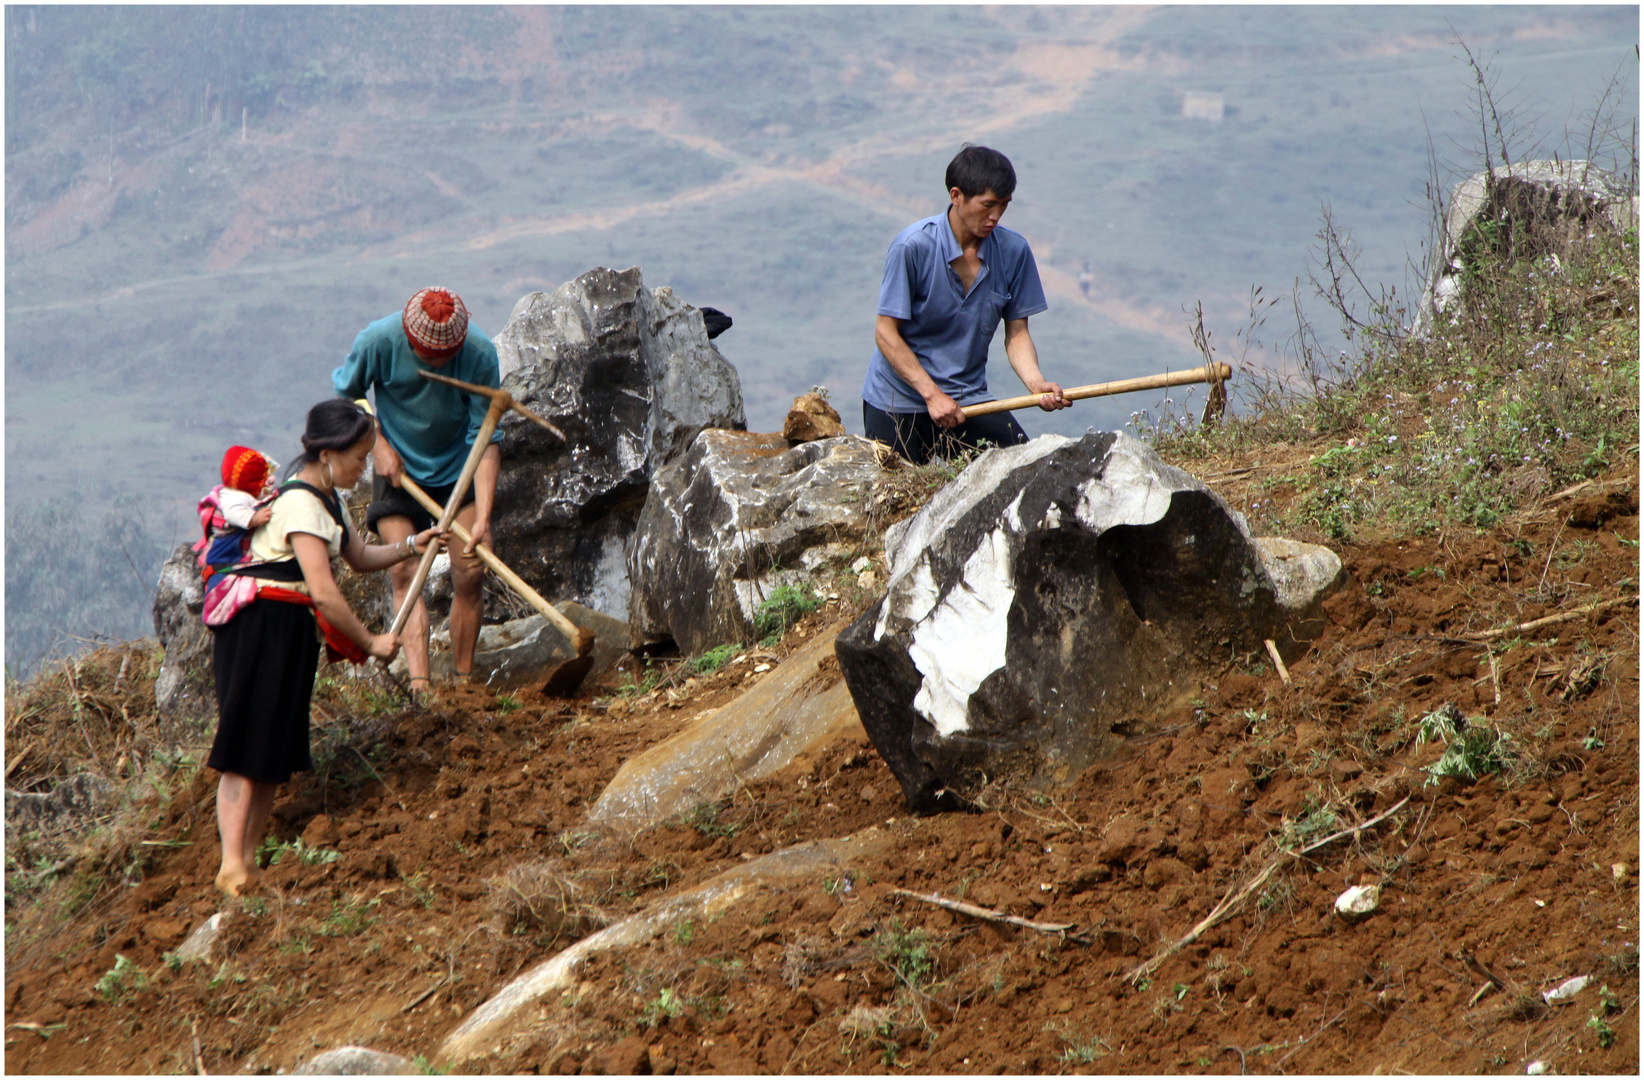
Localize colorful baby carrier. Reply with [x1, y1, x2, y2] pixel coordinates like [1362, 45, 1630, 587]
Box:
[197, 481, 370, 664]
[194, 485, 269, 583]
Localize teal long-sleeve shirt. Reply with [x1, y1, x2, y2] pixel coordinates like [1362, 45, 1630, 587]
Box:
[331, 314, 504, 487]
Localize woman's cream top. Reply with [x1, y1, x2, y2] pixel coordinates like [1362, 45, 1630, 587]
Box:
[248, 487, 346, 564]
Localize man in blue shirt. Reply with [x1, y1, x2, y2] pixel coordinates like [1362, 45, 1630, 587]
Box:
[861, 145, 1069, 464]
[333, 287, 503, 692]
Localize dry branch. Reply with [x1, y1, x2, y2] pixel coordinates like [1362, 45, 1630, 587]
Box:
[1124, 797, 1411, 983]
[890, 887, 1090, 942]
[1460, 595, 1636, 640]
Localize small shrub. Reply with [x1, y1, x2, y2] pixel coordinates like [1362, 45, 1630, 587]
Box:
[94, 953, 148, 1002]
[753, 584, 821, 644]
[321, 896, 380, 937]
[684, 800, 742, 839]
[412, 1054, 451, 1075]
[874, 920, 934, 989]
[640, 987, 684, 1027]
[261, 836, 341, 867]
[688, 643, 739, 676]
[1588, 1011, 1617, 1049]
[1415, 704, 1515, 784]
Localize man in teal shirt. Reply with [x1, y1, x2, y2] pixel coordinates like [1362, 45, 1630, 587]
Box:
[332, 287, 503, 691]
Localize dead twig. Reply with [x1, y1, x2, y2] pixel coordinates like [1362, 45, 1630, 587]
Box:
[1125, 797, 1411, 983]
[1275, 1005, 1350, 1066]
[1461, 595, 1636, 640]
[889, 888, 1091, 944]
[192, 1019, 207, 1075]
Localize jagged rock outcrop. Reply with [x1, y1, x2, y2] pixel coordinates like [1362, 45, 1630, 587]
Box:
[1417, 160, 1637, 335]
[835, 432, 1343, 813]
[489, 267, 746, 622]
[627, 431, 885, 655]
[152, 543, 214, 728]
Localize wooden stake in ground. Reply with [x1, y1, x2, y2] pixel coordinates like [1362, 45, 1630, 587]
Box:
[959, 364, 1233, 420]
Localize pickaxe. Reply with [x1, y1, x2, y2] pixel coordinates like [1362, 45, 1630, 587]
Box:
[385, 371, 593, 691]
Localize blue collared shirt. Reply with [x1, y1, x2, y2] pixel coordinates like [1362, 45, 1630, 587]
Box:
[331, 314, 504, 487]
[862, 210, 1048, 413]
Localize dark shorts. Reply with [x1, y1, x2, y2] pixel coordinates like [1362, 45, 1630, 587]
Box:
[862, 400, 1029, 466]
[365, 474, 475, 535]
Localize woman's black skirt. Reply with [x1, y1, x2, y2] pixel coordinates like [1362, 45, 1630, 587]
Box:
[208, 597, 321, 784]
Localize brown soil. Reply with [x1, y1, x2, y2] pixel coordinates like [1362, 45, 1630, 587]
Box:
[6, 472, 1638, 1075]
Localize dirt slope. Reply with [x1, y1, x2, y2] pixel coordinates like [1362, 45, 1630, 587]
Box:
[5, 471, 1638, 1075]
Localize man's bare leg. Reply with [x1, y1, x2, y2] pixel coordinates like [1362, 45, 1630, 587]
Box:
[378, 514, 431, 685]
[448, 501, 485, 678]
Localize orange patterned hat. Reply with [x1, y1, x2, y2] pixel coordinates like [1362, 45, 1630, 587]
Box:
[221, 446, 270, 495]
[402, 287, 469, 357]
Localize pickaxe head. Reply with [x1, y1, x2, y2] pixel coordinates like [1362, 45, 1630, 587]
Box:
[417, 369, 566, 442]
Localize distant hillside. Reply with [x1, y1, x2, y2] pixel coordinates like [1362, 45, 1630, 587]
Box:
[5, 4, 1634, 673]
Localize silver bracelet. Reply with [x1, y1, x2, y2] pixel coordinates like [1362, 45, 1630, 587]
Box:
[409, 535, 421, 557]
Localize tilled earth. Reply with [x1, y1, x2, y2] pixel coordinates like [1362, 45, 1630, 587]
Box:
[5, 475, 1638, 1075]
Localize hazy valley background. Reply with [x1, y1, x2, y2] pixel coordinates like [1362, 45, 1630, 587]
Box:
[5, 4, 1637, 673]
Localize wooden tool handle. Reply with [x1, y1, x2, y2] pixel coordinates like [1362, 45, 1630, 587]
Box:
[387, 399, 505, 638]
[399, 476, 593, 656]
[959, 364, 1233, 419]
[417, 369, 565, 441]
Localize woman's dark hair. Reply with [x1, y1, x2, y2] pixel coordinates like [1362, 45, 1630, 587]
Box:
[945, 144, 1016, 200]
[284, 398, 374, 477]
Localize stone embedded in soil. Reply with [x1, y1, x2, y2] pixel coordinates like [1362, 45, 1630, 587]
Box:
[588, 626, 863, 829]
[292, 1045, 415, 1074]
[836, 431, 1344, 811]
[1334, 883, 1381, 919]
[173, 913, 225, 963]
[437, 829, 894, 1067]
[627, 429, 884, 655]
[392, 602, 629, 689]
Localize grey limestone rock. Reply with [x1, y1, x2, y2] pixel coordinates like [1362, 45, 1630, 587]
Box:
[393, 602, 630, 689]
[488, 267, 745, 623]
[835, 432, 1343, 813]
[293, 1046, 416, 1075]
[1417, 160, 1636, 335]
[627, 430, 885, 655]
[152, 543, 214, 727]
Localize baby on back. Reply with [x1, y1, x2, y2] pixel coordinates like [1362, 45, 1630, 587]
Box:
[195, 445, 279, 577]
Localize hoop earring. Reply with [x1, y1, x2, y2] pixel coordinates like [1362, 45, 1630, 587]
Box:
[322, 459, 334, 489]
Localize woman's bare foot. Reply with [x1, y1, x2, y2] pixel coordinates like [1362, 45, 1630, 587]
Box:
[214, 867, 249, 897]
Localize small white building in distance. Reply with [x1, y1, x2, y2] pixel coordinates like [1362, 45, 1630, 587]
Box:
[1182, 92, 1225, 121]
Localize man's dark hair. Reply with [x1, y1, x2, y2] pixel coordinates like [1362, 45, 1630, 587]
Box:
[945, 144, 1016, 200]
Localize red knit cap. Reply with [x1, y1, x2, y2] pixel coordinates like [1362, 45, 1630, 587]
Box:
[222, 446, 270, 495]
[402, 287, 469, 357]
